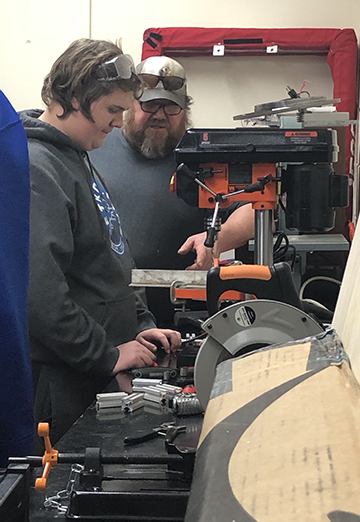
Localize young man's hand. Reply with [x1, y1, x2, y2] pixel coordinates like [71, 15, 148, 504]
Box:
[136, 328, 181, 354]
[112, 341, 156, 374]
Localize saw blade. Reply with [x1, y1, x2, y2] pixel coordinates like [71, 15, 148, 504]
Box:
[195, 299, 323, 408]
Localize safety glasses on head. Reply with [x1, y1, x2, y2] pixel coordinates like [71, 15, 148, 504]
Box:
[96, 54, 136, 82]
[140, 74, 185, 91]
[136, 56, 186, 92]
[140, 100, 182, 116]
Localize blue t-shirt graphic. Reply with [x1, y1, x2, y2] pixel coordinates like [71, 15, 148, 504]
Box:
[91, 174, 125, 256]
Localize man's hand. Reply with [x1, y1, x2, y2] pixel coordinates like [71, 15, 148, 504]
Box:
[112, 341, 156, 374]
[178, 231, 213, 270]
[136, 328, 181, 354]
[178, 204, 255, 270]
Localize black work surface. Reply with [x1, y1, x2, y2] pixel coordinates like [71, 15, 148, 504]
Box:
[29, 397, 203, 521]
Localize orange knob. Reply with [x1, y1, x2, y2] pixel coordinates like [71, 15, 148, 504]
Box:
[35, 423, 59, 491]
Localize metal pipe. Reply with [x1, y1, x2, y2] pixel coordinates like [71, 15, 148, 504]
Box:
[254, 209, 273, 265]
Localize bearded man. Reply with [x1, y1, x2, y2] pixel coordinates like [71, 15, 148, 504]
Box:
[90, 56, 254, 327]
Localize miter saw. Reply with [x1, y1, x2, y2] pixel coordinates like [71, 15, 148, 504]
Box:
[172, 90, 349, 408]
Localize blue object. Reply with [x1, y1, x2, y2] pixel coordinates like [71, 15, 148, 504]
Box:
[0, 90, 34, 466]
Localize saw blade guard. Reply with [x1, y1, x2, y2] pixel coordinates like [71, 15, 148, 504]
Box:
[195, 299, 324, 409]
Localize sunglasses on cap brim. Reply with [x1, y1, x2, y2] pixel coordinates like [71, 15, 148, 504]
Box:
[96, 54, 136, 82]
[140, 73, 185, 91]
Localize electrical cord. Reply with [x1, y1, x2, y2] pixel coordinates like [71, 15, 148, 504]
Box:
[273, 231, 289, 257]
[273, 231, 297, 270]
[299, 275, 341, 301]
[299, 275, 342, 320]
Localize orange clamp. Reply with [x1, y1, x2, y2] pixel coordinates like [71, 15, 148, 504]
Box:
[35, 423, 59, 491]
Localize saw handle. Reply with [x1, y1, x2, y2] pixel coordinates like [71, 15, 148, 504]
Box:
[206, 261, 302, 316]
[35, 423, 59, 491]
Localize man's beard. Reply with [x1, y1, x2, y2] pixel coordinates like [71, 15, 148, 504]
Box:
[123, 111, 186, 159]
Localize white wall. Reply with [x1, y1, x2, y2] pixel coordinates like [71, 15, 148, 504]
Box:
[0, 0, 358, 124]
[93, 0, 360, 126]
[91, 0, 360, 63]
[0, 0, 90, 110]
[174, 55, 334, 128]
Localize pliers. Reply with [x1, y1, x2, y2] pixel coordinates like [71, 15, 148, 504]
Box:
[124, 422, 177, 445]
[165, 425, 187, 444]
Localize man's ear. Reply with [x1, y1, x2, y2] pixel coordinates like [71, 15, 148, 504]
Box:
[71, 98, 80, 111]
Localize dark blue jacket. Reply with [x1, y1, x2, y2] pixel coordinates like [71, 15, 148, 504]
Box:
[0, 91, 34, 466]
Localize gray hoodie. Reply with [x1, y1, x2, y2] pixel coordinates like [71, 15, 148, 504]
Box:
[20, 110, 155, 377]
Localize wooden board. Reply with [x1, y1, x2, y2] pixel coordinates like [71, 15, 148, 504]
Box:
[332, 222, 360, 381]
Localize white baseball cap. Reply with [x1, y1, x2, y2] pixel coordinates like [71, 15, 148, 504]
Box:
[136, 56, 187, 109]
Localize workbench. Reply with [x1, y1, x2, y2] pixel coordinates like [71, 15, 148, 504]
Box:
[28, 378, 203, 521]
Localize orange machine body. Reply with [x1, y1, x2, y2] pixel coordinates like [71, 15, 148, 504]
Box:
[197, 162, 277, 211]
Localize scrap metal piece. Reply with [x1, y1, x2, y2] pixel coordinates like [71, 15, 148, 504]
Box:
[171, 395, 204, 416]
[121, 393, 145, 413]
[142, 386, 168, 405]
[141, 384, 183, 406]
[132, 378, 163, 392]
[157, 383, 183, 396]
[95, 392, 128, 410]
[131, 269, 207, 288]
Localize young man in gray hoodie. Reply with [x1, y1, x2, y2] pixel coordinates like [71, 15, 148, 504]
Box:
[20, 39, 181, 447]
